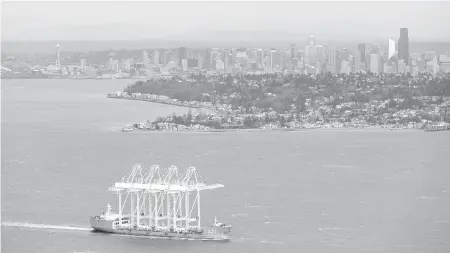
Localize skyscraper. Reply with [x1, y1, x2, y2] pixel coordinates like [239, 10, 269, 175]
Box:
[142, 50, 149, 67]
[398, 59, 405, 74]
[327, 45, 336, 74]
[290, 44, 296, 59]
[153, 50, 160, 65]
[398, 28, 409, 64]
[357, 43, 367, 71]
[357, 43, 366, 62]
[309, 34, 315, 46]
[388, 39, 396, 60]
[270, 48, 276, 70]
[203, 49, 210, 69]
[355, 52, 361, 73]
[178, 47, 187, 66]
[370, 54, 380, 73]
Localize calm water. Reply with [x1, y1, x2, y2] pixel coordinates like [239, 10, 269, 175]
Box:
[2, 79, 450, 253]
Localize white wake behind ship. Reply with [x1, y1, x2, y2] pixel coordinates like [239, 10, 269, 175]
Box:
[90, 164, 231, 240]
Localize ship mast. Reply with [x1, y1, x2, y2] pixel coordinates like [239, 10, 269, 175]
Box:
[109, 164, 224, 232]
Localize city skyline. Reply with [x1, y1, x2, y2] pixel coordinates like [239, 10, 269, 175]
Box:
[2, 1, 450, 42]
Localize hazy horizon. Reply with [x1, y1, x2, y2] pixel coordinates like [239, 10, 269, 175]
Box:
[2, 1, 450, 42]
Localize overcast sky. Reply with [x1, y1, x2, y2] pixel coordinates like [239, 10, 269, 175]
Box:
[2, 1, 450, 41]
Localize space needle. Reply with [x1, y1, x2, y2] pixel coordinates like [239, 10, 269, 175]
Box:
[55, 44, 61, 69]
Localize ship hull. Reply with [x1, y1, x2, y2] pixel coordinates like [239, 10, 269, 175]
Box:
[90, 217, 230, 241]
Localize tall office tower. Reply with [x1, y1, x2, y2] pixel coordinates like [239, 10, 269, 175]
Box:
[153, 50, 160, 65]
[370, 54, 380, 73]
[340, 60, 350, 74]
[210, 48, 219, 68]
[257, 49, 264, 67]
[142, 50, 149, 67]
[178, 47, 187, 66]
[388, 39, 396, 59]
[357, 43, 366, 62]
[316, 45, 325, 64]
[163, 52, 171, 65]
[305, 46, 318, 64]
[113, 59, 119, 71]
[270, 48, 276, 69]
[198, 55, 204, 69]
[341, 48, 350, 62]
[309, 34, 316, 46]
[203, 49, 211, 69]
[224, 55, 230, 69]
[398, 28, 409, 64]
[355, 52, 361, 72]
[398, 59, 405, 74]
[357, 43, 366, 71]
[284, 50, 292, 69]
[290, 44, 297, 59]
[327, 45, 336, 74]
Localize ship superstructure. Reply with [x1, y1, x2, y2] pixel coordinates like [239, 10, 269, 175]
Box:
[90, 164, 231, 240]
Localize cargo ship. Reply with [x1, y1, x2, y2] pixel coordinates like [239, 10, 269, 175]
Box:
[90, 164, 231, 241]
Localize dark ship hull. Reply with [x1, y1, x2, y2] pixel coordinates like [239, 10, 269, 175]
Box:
[90, 217, 230, 241]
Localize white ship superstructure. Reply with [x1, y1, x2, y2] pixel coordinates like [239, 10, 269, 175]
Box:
[90, 164, 231, 240]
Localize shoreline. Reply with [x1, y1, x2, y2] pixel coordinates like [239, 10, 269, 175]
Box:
[118, 126, 427, 134]
[1, 77, 149, 80]
[106, 93, 449, 134]
[108, 96, 209, 109]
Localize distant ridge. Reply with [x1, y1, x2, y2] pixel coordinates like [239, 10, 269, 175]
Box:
[2, 40, 450, 55]
[2, 29, 450, 54]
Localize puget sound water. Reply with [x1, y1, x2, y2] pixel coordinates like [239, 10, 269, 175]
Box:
[2, 79, 450, 253]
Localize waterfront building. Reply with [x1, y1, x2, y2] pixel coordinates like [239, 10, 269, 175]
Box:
[121, 58, 133, 72]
